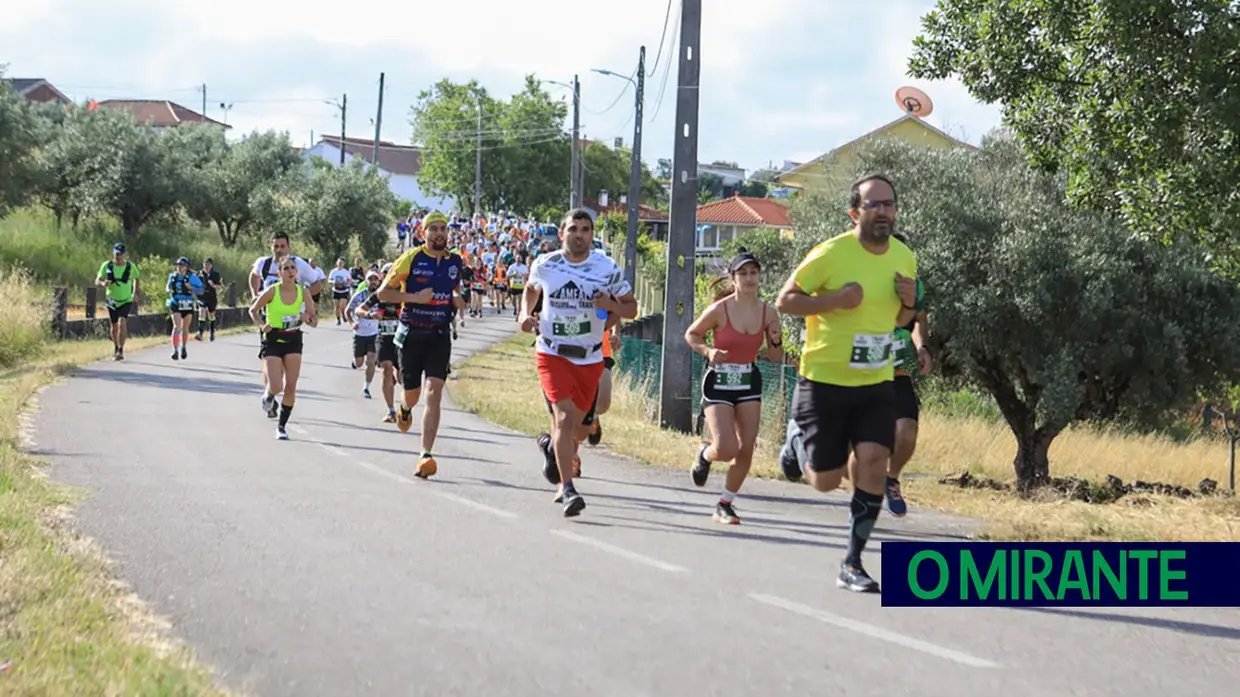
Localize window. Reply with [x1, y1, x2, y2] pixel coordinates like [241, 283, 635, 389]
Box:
[717, 225, 736, 245]
[700, 226, 718, 249]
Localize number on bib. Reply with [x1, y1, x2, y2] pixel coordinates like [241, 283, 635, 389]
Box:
[379, 320, 399, 335]
[177, 298, 194, 311]
[849, 333, 893, 370]
[552, 318, 591, 337]
[281, 314, 302, 330]
[714, 363, 753, 390]
[394, 323, 410, 348]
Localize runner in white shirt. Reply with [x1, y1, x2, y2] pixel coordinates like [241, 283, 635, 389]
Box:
[248, 232, 322, 413]
[519, 208, 637, 517]
[506, 256, 530, 320]
[327, 259, 353, 325]
[345, 270, 382, 399]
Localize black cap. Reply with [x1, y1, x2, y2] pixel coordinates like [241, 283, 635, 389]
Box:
[113, 242, 126, 254]
[204, 257, 214, 265]
[728, 247, 761, 274]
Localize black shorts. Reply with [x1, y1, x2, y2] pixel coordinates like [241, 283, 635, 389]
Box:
[701, 363, 763, 407]
[399, 328, 452, 390]
[312, 292, 322, 304]
[508, 287, 522, 298]
[894, 375, 920, 422]
[175, 310, 194, 318]
[332, 289, 351, 300]
[790, 377, 897, 473]
[461, 287, 472, 301]
[198, 295, 218, 313]
[353, 334, 378, 358]
[603, 356, 615, 370]
[106, 301, 133, 323]
[260, 330, 304, 359]
[378, 334, 400, 366]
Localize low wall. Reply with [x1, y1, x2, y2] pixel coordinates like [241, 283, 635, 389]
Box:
[49, 285, 255, 341]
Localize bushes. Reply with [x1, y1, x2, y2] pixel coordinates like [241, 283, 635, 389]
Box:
[0, 266, 49, 368]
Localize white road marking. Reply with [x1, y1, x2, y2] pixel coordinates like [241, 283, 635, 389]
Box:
[289, 424, 308, 435]
[319, 443, 350, 458]
[747, 593, 1002, 669]
[549, 529, 689, 574]
[352, 460, 412, 485]
[433, 491, 518, 519]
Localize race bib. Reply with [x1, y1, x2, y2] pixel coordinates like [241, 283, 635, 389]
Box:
[394, 323, 409, 348]
[281, 314, 302, 330]
[552, 316, 591, 337]
[510, 279, 525, 290]
[379, 320, 399, 335]
[176, 298, 194, 311]
[892, 329, 917, 375]
[849, 332, 893, 370]
[714, 363, 753, 390]
[334, 279, 347, 290]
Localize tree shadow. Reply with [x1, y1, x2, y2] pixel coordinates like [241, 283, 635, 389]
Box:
[69, 367, 332, 400]
[1012, 607, 1240, 641]
[584, 515, 850, 552]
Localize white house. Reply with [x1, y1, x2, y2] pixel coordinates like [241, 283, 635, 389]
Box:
[303, 135, 454, 212]
[698, 162, 746, 186]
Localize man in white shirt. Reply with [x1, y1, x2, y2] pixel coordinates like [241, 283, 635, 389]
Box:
[346, 270, 382, 399]
[519, 208, 638, 517]
[248, 232, 323, 412]
[327, 259, 354, 325]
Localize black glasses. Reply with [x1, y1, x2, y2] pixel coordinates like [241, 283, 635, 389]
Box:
[861, 199, 896, 211]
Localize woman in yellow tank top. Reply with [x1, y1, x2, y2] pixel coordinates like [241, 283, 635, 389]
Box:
[249, 257, 319, 440]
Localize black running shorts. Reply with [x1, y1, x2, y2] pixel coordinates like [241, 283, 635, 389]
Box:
[399, 328, 451, 390]
[332, 289, 351, 300]
[701, 362, 763, 408]
[106, 301, 133, 323]
[260, 330, 303, 359]
[894, 375, 920, 422]
[378, 335, 400, 366]
[353, 334, 377, 358]
[790, 377, 896, 473]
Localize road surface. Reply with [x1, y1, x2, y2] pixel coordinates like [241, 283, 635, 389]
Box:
[34, 312, 1240, 697]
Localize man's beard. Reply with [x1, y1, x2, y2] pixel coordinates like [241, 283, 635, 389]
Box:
[429, 238, 447, 251]
[859, 218, 893, 242]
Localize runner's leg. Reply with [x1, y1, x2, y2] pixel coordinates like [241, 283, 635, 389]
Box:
[717, 400, 761, 524]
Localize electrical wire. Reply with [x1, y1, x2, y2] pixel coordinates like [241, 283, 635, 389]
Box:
[648, 3, 680, 123]
[582, 66, 636, 117]
[646, 0, 676, 77]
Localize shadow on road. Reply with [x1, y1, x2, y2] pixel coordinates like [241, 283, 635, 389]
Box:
[70, 367, 334, 400]
[1012, 607, 1240, 641]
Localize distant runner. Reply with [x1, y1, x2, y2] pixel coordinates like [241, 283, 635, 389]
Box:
[194, 258, 223, 342]
[166, 257, 203, 361]
[250, 256, 319, 439]
[346, 270, 383, 400]
[96, 242, 139, 361]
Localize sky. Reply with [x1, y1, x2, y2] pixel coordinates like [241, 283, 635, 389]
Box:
[2, 0, 1004, 176]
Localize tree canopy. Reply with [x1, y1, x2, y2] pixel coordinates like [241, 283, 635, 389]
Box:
[581, 141, 665, 208]
[779, 136, 1240, 490]
[909, 0, 1240, 271]
[411, 76, 570, 215]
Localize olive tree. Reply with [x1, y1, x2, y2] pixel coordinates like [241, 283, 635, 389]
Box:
[795, 135, 1240, 491]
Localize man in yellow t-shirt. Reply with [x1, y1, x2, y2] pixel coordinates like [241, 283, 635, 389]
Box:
[775, 173, 918, 594]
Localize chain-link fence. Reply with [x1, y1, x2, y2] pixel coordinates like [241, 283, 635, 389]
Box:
[616, 335, 798, 442]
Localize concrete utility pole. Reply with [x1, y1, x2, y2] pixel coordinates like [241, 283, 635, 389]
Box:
[372, 72, 385, 165]
[570, 74, 581, 208]
[339, 93, 348, 165]
[624, 46, 646, 288]
[659, 0, 702, 433]
[474, 95, 483, 217]
[201, 84, 207, 118]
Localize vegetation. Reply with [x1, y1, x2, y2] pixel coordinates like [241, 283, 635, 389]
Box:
[581, 141, 665, 207]
[910, 0, 1240, 273]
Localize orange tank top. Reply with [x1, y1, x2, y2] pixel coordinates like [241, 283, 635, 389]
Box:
[713, 301, 766, 365]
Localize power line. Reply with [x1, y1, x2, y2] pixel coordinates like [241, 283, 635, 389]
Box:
[582, 66, 636, 116]
[648, 3, 681, 122]
[646, 0, 676, 77]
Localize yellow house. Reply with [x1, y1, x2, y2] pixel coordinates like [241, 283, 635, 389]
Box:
[775, 113, 975, 194]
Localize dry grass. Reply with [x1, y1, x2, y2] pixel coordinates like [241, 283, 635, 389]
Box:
[450, 333, 1240, 542]
[0, 334, 238, 695]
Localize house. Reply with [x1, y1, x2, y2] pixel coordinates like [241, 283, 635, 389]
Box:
[2, 77, 71, 104]
[776, 112, 974, 194]
[303, 134, 453, 212]
[583, 196, 669, 240]
[698, 162, 746, 186]
[96, 99, 230, 132]
[695, 193, 793, 252]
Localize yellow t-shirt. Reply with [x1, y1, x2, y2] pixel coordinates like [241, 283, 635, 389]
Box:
[792, 231, 917, 387]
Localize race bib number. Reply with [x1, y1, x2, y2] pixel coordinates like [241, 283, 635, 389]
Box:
[281, 314, 302, 330]
[849, 332, 893, 370]
[472, 282, 485, 290]
[892, 329, 917, 375]
[552, 317, 591, 337]
[510, 279, 525, 290]
[714, 363, 753, 390]
[379, 320, 399, 336]
[176, 298, 194, 311]
[334, 279, 347, 290]
[394, 323, 409, 348]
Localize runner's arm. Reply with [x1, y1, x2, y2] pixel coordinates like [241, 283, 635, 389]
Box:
[684, 302, 722, 358]
[248, 285, 277, 326]
[774, 275, 852, 317]
[518, 284, 541, 333]
[95, 262, 110, 287]
[763, 304, 785, 364]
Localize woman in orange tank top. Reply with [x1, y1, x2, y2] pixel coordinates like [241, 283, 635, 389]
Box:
[683, 248, 784, 525]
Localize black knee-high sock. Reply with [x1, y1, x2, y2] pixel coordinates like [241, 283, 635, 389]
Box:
[845, 490, 883, 566]
[279, 402, 293, 428]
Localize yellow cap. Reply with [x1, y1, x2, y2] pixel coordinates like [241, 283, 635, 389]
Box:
[423, 210, 448, 226]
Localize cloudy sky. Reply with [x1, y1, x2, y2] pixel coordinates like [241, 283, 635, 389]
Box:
[2, 0, 1004, 174]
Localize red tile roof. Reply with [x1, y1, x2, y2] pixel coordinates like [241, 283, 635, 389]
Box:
[584, 197, 668, 222]
[696, 194, 792, 227]
[96, 99, 230, 128]
[321, 134, 422, 176]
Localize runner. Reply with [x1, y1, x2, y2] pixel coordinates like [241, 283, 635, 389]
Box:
[328, 259, 352, 324]
[166, 257, 203, 361]
[358, 262, 403, 422]
[586, 326, 620, 445]
[684, 248, 784, 524]
[519, 209, 637, 516]
[194, 257, 223, 342]
[457, 261, 474, 325]
[883, 231, 931, 518]
[250, 256, 318, 440]
[350, 257, 366, 290]
[346, 270, 382, 399]
[307, 258, 327, 306]
[249, 233, 321, 395]
[468, 257, 486, 317]
[96, 243, 139, 361]
[774, 173, 918, 593]
[376, 210, 464, 479]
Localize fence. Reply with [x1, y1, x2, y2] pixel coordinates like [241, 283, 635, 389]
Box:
[50, 283, 251, 340]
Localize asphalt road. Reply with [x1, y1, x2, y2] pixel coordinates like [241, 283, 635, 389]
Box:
[34, 311, 1240, 697]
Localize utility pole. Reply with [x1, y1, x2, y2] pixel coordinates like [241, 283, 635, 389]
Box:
[339, 93, 348, 165]
[659, 0, 702, 433]
[201, 84, 206, 118]
[474, 95, 483, 217]
[623, 46, 646, 288]
[372, 73, 385, 165]
[570, 74, 581, 208]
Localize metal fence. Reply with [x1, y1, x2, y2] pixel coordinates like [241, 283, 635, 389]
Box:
[615, 335, 798, 440]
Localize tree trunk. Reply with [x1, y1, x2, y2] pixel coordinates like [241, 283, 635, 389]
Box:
[1012, 427, 1056, 494]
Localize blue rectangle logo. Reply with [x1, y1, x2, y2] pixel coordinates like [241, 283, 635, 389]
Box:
[880, 542, 1240, 607]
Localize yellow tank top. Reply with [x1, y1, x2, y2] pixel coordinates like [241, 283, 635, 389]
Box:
[266, 283, 305, 331]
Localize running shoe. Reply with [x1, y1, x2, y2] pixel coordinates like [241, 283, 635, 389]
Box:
[171, 349, 179, 361]
[363, 387, 372, 399]
[537, 432, 559, 485]
[395, 405, 413, 433]
[562, 489, 586, 517]
[180, 347, 187, 360]
[837, 563, 880, 593]
[691, 443, 711, 487]
[414, 456, 437, 479]
[885, 478, 908, 518]
[382, 409, 396, 423]
[276, 425, 289, 440]
[713, 501, 741, 525]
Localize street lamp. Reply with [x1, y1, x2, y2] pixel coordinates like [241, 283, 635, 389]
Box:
[542, 77, 582, 208]
[592, 45, 646, 288]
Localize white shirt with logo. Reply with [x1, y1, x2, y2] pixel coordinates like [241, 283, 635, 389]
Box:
[528, 250, 631, 366]
[252, 254, 317, 290]
[329, 268, 352, 292]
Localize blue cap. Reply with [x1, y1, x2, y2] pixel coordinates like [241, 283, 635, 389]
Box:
[176, 256, 190, 266]
[113, 243, 126, 254]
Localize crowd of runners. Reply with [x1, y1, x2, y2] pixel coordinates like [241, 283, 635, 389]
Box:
[96, 172, 929, 594]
